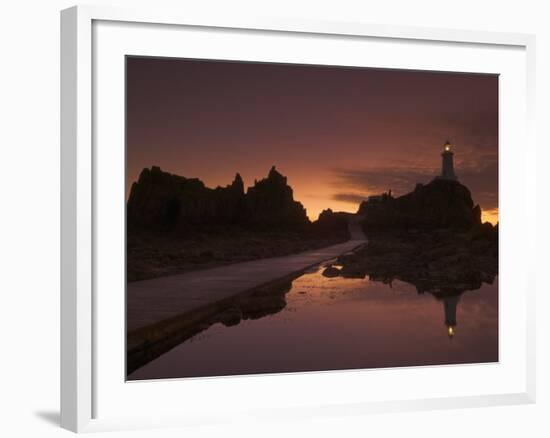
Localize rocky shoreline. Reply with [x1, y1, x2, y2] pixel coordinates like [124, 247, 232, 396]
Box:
[127, 270, 298, 375]
[128, 226, 349, 282]
[326, 223, 498, 295]
[127, 166, 351, 282]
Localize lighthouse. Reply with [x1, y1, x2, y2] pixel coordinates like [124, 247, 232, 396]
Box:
[439, 141, 458, 181]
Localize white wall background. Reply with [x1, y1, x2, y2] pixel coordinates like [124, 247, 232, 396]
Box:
[0, 0, 547, 436]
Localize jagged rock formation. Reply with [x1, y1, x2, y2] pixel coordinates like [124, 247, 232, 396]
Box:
[358, 178, 482, 231]
[127, 166, 246, 228]
[245, 166, 308, 227]
[127, 165, 309, 229]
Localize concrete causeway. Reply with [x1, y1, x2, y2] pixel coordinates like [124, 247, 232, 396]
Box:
[127, 218, 367, 336]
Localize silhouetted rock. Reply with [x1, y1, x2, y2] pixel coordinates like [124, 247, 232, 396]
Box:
[322, 265, 341, 278]
[334, 228, 498, 295]
[233, 276, 292, 320]
[127, 166, 246, 228]
[219, 307, 243, 327]
[316, 209, 351, 227]
[358, 178, 482, 232]
[313, 209, 352, 239]
[244, 166, 309, 227]
[127, 166, 309, 230]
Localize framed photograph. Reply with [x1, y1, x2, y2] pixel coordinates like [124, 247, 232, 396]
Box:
[61, 5, 536, 433]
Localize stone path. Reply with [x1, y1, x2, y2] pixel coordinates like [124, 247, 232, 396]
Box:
[127, 218, 367, 335]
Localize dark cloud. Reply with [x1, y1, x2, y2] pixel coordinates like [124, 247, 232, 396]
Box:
[332, 193, 369, 204]
[457, 157, 498, 210]
[333, 166, 435, 197]
[332, 152, 498, 211]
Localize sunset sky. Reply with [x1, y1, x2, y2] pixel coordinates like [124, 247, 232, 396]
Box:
[127, 57, 498, 224]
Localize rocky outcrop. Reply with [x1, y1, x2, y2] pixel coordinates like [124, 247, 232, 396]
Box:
[127, 165, 309, 230]
[127, 166, 246, 228]
[245, 166, 309, 227]
[313, 209, 352, 239]
[358, 178, 482, 231]
[331, 225, 498, 295]
[316, 209, 352, 226]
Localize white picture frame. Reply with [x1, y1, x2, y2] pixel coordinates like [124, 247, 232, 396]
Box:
[60, 4, 536, 433]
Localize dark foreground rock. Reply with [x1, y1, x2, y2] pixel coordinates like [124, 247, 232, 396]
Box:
[322, 266, 341, 278]
[127, 226, 350, 282]
[333, 223, 498, 295]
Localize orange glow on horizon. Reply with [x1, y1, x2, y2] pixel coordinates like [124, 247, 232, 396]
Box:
[481, 208, 499, 226]
[304, 202, 357, 222]
[308, 203, 499, 225]
[298, 191, 365, 222]
[126, 166, 498, 226]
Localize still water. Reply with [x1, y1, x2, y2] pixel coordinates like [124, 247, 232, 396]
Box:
[129, 263, 498, 380]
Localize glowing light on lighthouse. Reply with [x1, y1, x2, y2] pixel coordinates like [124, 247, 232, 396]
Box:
[439, 141, 457, 181]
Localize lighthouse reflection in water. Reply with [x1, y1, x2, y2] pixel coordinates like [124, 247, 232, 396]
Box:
[443, 294, 460, 339]
[129, 263, 498, 381]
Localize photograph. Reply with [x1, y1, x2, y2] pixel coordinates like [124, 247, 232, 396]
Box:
[125, 56, 499, 380]
[1, 0, 544, 435]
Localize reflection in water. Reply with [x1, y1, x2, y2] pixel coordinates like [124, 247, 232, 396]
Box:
[128, 262, 498, 380]
[443, 294, 460, 338]
[126, 275, 296, 375]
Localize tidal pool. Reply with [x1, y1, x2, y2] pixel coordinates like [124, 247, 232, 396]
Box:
[128, 263, 498, 380]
